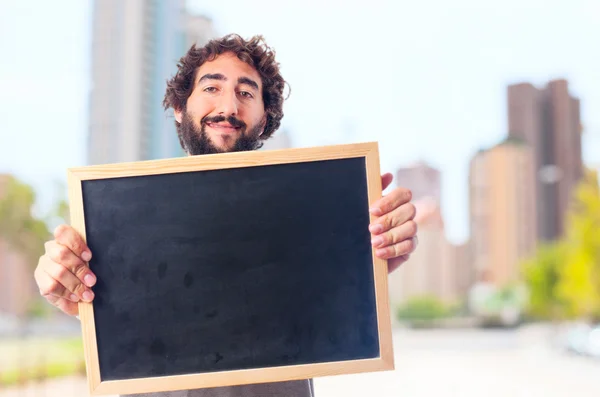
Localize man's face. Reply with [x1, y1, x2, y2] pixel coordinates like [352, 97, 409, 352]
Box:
[174, 52, 266, 155]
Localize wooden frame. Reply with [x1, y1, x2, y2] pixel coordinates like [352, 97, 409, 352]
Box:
[67, 141, 394, 396]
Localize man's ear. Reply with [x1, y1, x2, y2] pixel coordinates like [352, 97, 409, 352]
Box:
[259, 114, 268, 136]
[174, 109, 183, 124]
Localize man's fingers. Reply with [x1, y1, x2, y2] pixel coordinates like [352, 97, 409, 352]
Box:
[53, 224, 92, 262]
[381, 173, 394, 191]
[37, 252, 95, 303]
[369, 187, 412, 217]
[35, 265, 79, 302]
[375, 236, 418, 260]
[45, 294, 79, 317]
[369, 202, 417, 234]
[371, 220, 418, 249]
[46, 241, 96, 288]
[39, 256, 94, 302]
[34, 224, 92, 318]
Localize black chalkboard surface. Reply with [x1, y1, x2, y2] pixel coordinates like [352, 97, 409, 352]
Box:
[67, 142, 393, 396]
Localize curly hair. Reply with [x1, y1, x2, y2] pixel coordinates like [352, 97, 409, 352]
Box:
[163, 33, 288, 141]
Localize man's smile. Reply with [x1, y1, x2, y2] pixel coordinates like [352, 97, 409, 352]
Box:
[206, 122, 241, 134]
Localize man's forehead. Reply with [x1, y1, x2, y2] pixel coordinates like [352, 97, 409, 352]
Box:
[194, 53, 261, 85]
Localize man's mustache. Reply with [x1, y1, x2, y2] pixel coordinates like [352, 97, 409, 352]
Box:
[201, 115, 246, 129]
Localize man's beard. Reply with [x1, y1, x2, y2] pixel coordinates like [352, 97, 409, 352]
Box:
[177, 112, 264, 155]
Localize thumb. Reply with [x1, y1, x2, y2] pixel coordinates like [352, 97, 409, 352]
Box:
[381, 173, 393, 191]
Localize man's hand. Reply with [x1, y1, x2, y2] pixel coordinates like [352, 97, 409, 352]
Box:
[369, 173, 418, 273]
[33, 225, 96, 316]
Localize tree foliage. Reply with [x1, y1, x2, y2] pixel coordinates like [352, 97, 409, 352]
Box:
[522, 242, 567, 319]
[556, 169, 600, 320]
[0, 175, 50, 268]
[397, 295, 453, 322]
[523, 169, 600, 321]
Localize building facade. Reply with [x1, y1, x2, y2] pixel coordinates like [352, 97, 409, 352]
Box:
[469, 139, 537, 286]
[388, 162, 472, 310]
[507, 79, 583, 241]
[87, 0, 216, 165]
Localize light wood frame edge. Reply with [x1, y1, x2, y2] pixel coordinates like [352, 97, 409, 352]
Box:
[364, 144, 395, 369]
[94, 357, 390, 395]
[67, 169, 102, 394]
[68, 142, 377, 180]
[67, 142, 394, 395]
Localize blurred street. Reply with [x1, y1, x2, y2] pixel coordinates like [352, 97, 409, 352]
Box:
[316, 324, 600, 397]
[2, 324, 600, 397]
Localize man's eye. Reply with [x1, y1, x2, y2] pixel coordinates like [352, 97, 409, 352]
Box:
[239, 91, 253, 99]
[204, 87, 217, 93]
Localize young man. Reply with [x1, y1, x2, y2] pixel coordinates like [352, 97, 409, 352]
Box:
[34, 34, 418, 397]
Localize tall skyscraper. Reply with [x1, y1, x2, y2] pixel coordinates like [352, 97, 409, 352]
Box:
[87, 0, 215, 165]
[507, 79, 583, 241]
[469, 138, 537, 286]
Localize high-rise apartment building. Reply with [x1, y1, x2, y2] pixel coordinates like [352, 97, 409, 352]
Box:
[87, 0, 215, 165]
[507, 79, 583, 241]
[469, 138, 537, 286]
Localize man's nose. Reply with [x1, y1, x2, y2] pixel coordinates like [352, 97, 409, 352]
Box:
[216, 90, 238, 116]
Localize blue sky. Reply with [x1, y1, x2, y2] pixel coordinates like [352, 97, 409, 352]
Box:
[0, 0, 598, 243]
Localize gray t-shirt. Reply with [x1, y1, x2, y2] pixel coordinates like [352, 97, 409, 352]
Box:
[122, 379, 314, 397]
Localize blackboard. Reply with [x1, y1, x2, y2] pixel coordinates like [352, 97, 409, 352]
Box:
[67, 142, 394, 395]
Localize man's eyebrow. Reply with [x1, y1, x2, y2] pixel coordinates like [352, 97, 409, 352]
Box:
[198, 73, 226, 84]
[238, 77, 259, 90]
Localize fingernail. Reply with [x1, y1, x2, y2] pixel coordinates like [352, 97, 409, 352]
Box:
[82, 251, 92, 262]
[70, 294, 79, 302]
[369, 207, 382, 216]
[369, 224, 383, 234]
[84, 274, 96, 287]
[376, 248, 387, 257]
[371, 236, 384, 247]
[82, 290, 94, 302]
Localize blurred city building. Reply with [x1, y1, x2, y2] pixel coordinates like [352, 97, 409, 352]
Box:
[389, 163, 468, 308]
[507, 79, 583, 242]
[87, 0, 216, 165]
[388, 79, 583, 313]
[448, 240, 472, 301]
[0, 240, 32, 317]
[469, 138, 537, 287]
[0, 174, 36, 317]
[395, 161, 441, 203]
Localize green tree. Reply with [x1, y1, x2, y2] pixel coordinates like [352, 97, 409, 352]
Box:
[396, 295, 452, 323]
[556, 169, 600, 320]
[0, 175, 50, 268]
[522, 169, 600, 321]
[522, 242, 567, 319]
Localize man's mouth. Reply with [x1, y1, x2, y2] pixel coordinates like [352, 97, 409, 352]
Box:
[206, 122, 241, 134]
